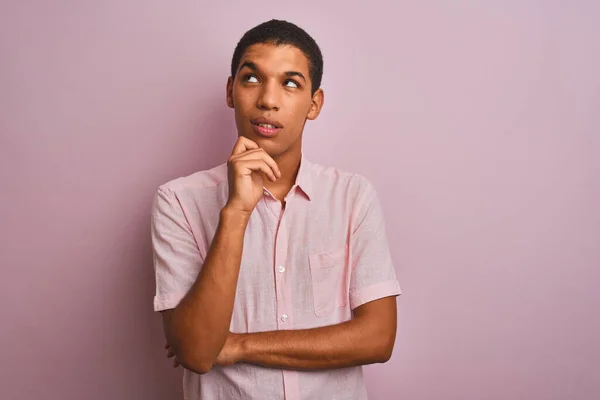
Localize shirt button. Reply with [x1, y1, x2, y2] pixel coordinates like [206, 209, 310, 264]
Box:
[278, 266, 285, 273]
[281, 314, 288, 322]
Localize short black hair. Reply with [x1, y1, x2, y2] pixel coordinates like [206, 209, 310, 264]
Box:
[231, 19, 323, 95]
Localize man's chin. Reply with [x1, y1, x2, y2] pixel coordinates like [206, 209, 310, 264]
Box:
[237, 131, 298, 160]
[240, 133, 278, 151]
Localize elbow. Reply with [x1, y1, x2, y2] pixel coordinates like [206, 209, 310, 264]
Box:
[174, 348, 215, 375]
[193, 357, 216, 375]
[181, 359, 214, 375]
[195, 360, 215, 375]
[375, 345, 394, 364]
[167, 336, 216, 375]
[372, 333, 395, 364]
[165, 319, 217, 374]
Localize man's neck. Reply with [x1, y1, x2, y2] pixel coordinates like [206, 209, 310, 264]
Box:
[263, 150, 301, 202]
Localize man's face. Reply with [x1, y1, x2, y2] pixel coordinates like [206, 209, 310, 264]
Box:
[227, 43, 323, 159]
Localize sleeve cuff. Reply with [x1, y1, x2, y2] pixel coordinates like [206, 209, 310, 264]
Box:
[153, 291, 187, 312]
[349, 280, 402, 310]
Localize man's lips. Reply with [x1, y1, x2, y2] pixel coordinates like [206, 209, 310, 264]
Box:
[251, 122, 282, 137]
[250, 117, 283, 138]
[250, 117, 283, 129]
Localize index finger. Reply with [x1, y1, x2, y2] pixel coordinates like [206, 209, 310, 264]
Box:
[231, 136, 259, 156]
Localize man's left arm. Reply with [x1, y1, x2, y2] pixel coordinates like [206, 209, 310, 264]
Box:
[222, 296, 396, 370]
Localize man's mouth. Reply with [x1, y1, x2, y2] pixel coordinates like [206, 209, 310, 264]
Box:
[251, 117, 283, 129]
[254, 123, 277, 129]
[250, 119, 283, 137]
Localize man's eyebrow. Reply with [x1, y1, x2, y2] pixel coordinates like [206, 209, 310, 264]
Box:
[239, 61, 307, 83]
[239, 61, 258, 73]
[285, 71, 306, 82]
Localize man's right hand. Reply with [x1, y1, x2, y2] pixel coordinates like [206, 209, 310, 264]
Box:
[225, 137, 281, 215]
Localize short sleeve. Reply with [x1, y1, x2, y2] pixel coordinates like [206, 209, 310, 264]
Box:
[349, 179, 401, 310]
[151, 186, 203, 312]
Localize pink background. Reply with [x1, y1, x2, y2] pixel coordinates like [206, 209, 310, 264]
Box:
[1, 1, 599, 399]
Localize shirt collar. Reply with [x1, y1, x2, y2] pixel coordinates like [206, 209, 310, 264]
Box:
[295, 154, 313, 201]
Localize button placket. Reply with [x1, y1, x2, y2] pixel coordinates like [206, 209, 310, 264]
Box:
[274, 207, 291, 329]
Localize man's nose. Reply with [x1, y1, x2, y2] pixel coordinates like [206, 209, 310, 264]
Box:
[256, 81, 280, 111]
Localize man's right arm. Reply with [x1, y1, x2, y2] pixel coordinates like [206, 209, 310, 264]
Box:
[162, 206, 249, 374]
[158, 137, 280, 375]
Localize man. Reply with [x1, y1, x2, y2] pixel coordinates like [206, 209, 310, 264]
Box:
[151, 19, 401, 400]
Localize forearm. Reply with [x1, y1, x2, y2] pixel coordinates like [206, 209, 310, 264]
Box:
[168, 206, 249, 373]
[238, 317, 393, 371]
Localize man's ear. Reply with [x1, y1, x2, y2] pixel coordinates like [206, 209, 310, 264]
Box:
[226, 76, 234, 108]
[307, 88, 324, 120]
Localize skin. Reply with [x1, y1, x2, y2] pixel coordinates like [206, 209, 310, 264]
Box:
[161, 43, 397, 374]
[226, 43, 324, 199]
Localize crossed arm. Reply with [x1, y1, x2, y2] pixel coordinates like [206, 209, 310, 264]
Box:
[164, 295, 397, 371]
[155, 187, 398, 374]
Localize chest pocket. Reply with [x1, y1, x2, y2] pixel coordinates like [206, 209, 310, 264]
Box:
[308, 247, 348, 317]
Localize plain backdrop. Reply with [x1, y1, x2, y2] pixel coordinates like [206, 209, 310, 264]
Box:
[1, 1, 599, 399]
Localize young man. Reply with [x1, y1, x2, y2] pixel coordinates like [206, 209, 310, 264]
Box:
[152, 19, 401, 400]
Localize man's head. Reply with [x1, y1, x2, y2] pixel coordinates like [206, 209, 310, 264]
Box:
[226, 20, 324, 159]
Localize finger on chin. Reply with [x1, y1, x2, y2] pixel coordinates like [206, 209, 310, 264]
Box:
[232, 136, 259, 155]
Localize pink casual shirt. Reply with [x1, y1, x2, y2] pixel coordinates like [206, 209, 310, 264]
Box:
[152, 156, 401, 400]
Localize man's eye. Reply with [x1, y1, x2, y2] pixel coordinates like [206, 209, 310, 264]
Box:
[284, 80, 299, 88]
[245, 75, 259, 83]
